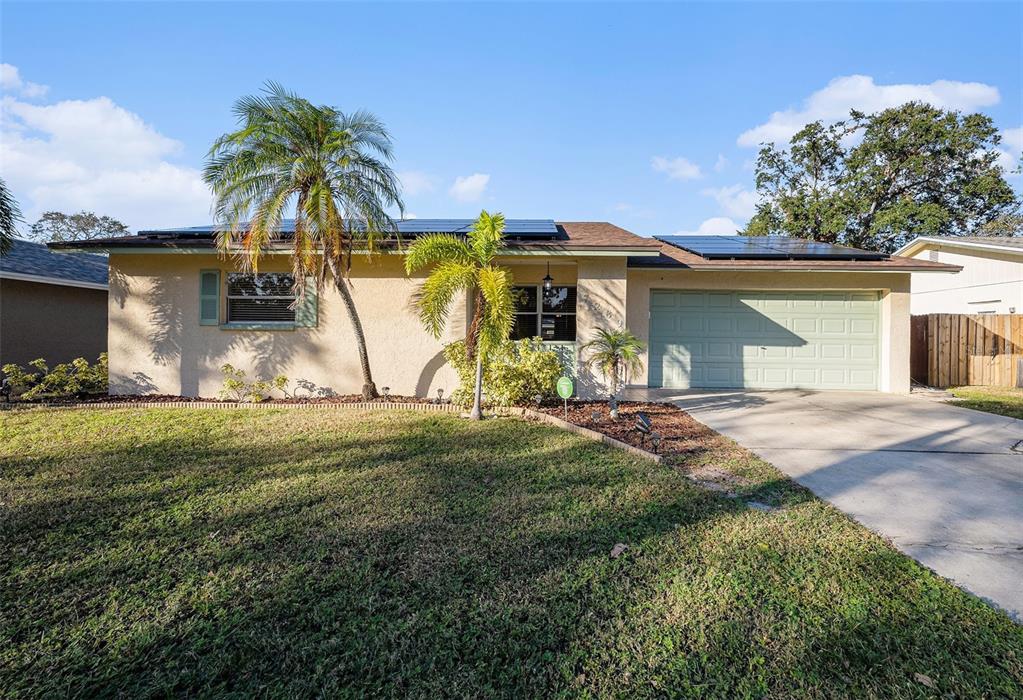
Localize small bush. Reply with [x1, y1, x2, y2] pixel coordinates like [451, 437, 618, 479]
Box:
[444, 338, 564, 408]
[1, 353, 108, 400]
[218, 364, 289, 402]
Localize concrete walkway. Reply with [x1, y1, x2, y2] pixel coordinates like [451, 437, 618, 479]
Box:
[624, 388, 1023, 620]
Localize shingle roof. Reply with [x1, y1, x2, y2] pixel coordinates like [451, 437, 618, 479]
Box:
[629, 241, 961, 272]
[1, 239, 108, 287]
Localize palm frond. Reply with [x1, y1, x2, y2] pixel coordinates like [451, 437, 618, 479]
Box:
[468, 210, 504, 266]
[476, 265, 515, 354]
[414, 261, 477, 339]
[404, 234, 474, 274]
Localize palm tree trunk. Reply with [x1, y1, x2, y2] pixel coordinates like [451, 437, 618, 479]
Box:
[469, 351, 484, 420]
[334, 276, 378, 400]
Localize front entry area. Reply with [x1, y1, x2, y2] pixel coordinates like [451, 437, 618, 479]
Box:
[648, 290, 880, 390]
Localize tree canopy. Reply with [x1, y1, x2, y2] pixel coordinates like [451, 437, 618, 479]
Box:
[29, 211, 130, 243]
[202, 82, 404, 399]
[742, 102, 1020, 252]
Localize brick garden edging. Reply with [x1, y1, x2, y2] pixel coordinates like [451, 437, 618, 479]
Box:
[502, 407, 663, 464]
[0, 400, 459, 412]
[1, 399, 662, 463]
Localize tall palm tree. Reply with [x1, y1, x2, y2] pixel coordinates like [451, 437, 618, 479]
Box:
[203, 83, 403, 399]
[405, 211, 515, 420]
[581, 328, 645, 411]
[0, 178, 23, 256]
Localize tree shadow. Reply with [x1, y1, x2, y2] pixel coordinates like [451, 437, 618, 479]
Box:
[2, 410, 1020, 697]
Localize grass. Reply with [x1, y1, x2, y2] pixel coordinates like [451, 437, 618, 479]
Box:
[1, 408, 1020, 698]
[949, 385, 1023, 420]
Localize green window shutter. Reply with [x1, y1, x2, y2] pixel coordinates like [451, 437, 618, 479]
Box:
[296, 276, 318, 327]
[199, 270, 220, 326]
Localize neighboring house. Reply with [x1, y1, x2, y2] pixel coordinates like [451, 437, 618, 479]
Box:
[895, 236, 1023, 315]
[0, 239, 109, 368]
[54, 221, 956, 397]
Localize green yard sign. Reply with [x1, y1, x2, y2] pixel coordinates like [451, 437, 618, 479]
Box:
[556, 376, 574, 399]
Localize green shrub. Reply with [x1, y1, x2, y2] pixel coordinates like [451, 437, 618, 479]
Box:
[1, 353, 108, 399]
[218, 364, 289, 402]
[444, 338, 564, 408]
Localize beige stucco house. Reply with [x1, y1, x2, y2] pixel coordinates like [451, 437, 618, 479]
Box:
[56, 221, 957, 398]
[895, 236, 1023, 316]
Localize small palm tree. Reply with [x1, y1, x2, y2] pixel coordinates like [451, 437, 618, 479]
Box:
[0, 177, 23, 256]
[203, 83, 403, 399]
[405, 211, 515, 420]
[582, 328, 646, 413]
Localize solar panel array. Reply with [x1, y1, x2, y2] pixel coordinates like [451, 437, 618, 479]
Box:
[655, 235, 888, 260]
[141, 219, 560, 239]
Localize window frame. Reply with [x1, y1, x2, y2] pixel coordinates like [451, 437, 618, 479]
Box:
[511, 284, 577, 342]
[225, 272, 298, 325]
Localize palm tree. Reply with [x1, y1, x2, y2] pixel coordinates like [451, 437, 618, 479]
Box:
[203, 83, 403, 399]
[405, 211, 515, 420]
[0, 178, 23, 256]
[581, 328, 645, 414]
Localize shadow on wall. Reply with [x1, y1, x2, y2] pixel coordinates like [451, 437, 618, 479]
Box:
[415, 350, 448, 399]
[141, 275, 339, 397]
[648, 292, 809, 391]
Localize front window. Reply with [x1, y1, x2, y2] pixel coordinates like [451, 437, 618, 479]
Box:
[511, 285, 576, 341]
[226, 273, 296, 323]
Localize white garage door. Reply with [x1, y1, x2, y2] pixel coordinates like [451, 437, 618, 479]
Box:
[649, 290, 880, 390]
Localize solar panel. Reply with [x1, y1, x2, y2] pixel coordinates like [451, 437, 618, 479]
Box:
[655, 235, 888, 260]
[141, 219, 560, 239]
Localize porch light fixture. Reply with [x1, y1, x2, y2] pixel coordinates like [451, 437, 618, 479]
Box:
[542, 261, 554, 298]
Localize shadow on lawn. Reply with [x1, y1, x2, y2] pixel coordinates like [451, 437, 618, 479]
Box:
[2, 411, 1021, 698]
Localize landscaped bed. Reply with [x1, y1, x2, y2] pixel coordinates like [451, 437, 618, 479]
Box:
[2, 408, 1020, 697]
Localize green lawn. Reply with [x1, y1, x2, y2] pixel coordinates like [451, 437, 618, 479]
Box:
[949, 385, 1023, 420]
[1, 409, 1020, 698]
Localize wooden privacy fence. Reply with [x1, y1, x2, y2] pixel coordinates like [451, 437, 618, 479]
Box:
[910, 314, 1023, 388]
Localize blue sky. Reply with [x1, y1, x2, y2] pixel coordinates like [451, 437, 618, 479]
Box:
[2, 1, 1020, 236]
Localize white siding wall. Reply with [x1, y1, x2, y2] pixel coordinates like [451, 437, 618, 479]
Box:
[908, 247, 1023, 315]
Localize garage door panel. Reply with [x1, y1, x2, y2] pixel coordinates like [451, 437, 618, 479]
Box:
[649, 290, 879, 391]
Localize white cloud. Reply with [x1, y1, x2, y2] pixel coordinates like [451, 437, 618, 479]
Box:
[0, 63, 49, 99]
[397, 170, 436, 196]
[0, 66, 210, 230]
[714, 154, 729, 172]
[701, 184, 760, 220]
[738, 75, 1001, 147]
[651, 155, 702, 181]
[674, 217, 739, 236]
[997, 126, 1023, 175]
[449, 173, 489, 202]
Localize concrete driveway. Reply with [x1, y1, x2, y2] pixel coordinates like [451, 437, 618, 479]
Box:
[627, 388, 1023, 620]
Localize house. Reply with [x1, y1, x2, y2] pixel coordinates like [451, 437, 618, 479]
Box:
[0, 239, 109, 368]
[53, 221, 957, 398]
[894, 236, 1023, 315]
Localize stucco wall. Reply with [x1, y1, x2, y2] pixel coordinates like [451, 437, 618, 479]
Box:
[625, 269, 912, 393]
[107, 253, 468, 398]
[574, 258, 628, 397]
[908, 247, 1022, 315]
[0, 278, 107, 368]
[106, 254, 584, 399]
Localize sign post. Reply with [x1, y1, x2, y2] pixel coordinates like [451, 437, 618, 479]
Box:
[556, 376, 574, 420]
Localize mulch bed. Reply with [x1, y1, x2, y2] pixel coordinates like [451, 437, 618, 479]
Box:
[536, 400, 721, 457]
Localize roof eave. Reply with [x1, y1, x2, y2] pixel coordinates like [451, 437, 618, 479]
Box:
[0, 271, 109, 290]
[894, 237, 1023, 257]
